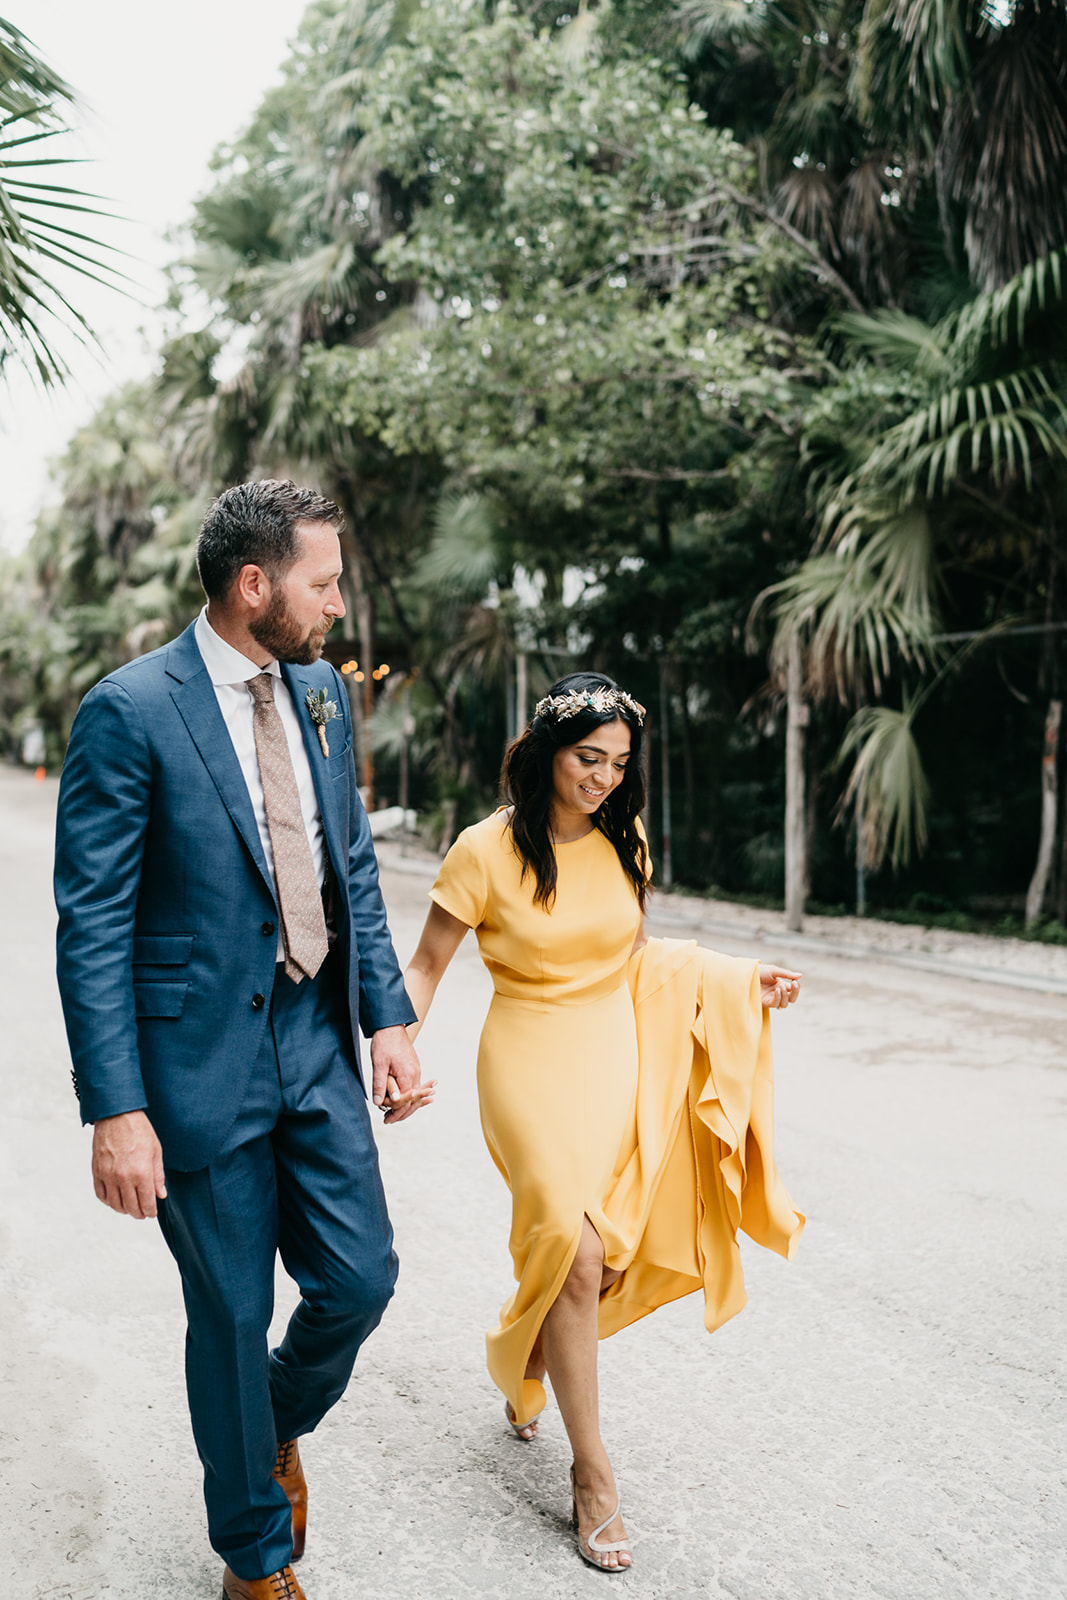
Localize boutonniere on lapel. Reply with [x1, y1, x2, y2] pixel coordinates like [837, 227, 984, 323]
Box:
[305, 687, 340, 756]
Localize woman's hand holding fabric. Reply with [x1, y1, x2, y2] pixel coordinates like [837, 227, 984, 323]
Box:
[759, 965, 802, 1009]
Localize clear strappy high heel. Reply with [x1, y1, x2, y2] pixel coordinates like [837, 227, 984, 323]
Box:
[504, 1400, 541, 1441]
[570, 1465, 633, 1572]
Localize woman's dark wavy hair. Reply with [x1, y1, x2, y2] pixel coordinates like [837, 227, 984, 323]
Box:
[501, 671, 649, 911]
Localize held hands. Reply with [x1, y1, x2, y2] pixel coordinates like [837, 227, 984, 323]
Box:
[759, 965, 802, 1010]
[92, 1109, 167, 1219]
[370, 1024, 436, 1124]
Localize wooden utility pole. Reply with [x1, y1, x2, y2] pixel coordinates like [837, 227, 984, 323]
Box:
[1026, 698, 1062, 928]
[659, 658, 673, 889]
[784, 633, 809, 932]
[516, 649, 529, 736]
[398, 679, 415, 814]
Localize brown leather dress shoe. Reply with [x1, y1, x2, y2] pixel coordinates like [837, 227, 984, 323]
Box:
[221, 1565, 306, 1599]
[272, 1439, 308, 1562]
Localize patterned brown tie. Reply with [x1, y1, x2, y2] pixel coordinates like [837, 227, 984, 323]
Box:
[248, 673, 329, 983]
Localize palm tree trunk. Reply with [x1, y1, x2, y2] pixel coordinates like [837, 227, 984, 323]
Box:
[336, 540, 375, 803]
[356, 583, 374, 805]
[336, 477, 471, 776]
[855, 782, 867, 917]
[516, 649, 529, 734]
[1025, 698, 1062, 928]
[785, 634, 808, 931]
[1056, 777, 1067, 927]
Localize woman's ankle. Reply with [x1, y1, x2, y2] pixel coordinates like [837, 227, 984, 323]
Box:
[571, 1451, 615, 1496]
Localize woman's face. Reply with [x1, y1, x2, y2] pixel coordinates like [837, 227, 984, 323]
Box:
[550, 717, 632, 823]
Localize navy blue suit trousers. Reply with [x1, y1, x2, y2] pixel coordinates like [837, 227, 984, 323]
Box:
[156, 953, 396, 1580]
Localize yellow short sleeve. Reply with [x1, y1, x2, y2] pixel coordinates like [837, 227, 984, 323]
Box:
[430, 826, 490, 929]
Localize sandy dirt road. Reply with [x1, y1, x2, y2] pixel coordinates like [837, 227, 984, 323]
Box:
[1, 767, 1064, 1600]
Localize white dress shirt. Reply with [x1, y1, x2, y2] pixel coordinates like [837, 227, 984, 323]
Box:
[194, 610, 327, 949]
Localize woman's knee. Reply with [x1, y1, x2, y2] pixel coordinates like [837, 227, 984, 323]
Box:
[558, 1223, 605, 1302]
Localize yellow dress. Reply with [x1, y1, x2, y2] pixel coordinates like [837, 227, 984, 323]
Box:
[431, 809, 804, 1427]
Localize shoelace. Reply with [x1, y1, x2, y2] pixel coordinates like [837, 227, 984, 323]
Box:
[273, 1440, 298, 1479]
[269, 1568, 300, 1599]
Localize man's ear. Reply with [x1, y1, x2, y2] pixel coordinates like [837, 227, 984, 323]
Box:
[234, 563, 271, 613]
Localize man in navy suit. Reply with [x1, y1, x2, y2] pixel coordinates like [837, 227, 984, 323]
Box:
[54, 480, 432, 1599]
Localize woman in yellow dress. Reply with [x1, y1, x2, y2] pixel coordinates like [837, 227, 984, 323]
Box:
[402, 672, 804, 1572]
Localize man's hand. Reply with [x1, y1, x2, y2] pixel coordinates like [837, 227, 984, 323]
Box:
[759, 965, 802, 1010]
[370, 1025, 436, 1124]
[92, 1109, 167, 1219]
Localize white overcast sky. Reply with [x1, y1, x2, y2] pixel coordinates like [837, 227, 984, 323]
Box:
[0, 0, 311, 552]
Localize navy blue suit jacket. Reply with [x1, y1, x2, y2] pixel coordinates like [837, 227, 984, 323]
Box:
[54, 621, 416, 1171]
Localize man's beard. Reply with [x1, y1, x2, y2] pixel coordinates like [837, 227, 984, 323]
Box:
[248, 585, 333, 665]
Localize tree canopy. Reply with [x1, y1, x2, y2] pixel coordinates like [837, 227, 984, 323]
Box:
[4, 0, 1067, 937]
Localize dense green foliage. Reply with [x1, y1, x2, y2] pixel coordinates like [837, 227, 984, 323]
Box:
[4, 0, 1067, 931]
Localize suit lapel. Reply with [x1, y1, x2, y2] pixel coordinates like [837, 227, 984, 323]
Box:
[165, 626, 276, 901]
[283, 663, 347, 882]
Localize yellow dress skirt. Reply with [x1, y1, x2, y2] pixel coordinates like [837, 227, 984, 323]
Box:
[431, 810, 804, 1428]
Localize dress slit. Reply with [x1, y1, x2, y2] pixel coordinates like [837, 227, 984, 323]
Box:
[489, 1212, 585, 1427]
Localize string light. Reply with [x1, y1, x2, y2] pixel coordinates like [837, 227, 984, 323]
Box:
[342, 659, 389, 684]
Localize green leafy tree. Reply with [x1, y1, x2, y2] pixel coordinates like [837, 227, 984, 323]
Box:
[0, 384, 201, 760]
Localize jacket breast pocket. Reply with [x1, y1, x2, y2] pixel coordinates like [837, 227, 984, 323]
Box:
[327, 748, 351, 787]
[134, 982, 188, 1018]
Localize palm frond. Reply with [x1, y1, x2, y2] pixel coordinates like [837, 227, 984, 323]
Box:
[836, 306, 952, 380]
[673, 0, 775, 57]
[0, 21, 127, 385]
[765, 503, 939, 700]
[864, 366, 1067, 496]
[940, 4, 1067, 289]
[837, 699, 930, 872]
[775, 78, 851, 156]
[559, 2, 601, 65]
[774, 166, 839, 256]
[853, 0, 976, 129]
[0, 20, 73, 118]
[416, 492, 500, 598]
[836, 156, 905, 301]
[440, 597, 517, 689]
[259, 238, 368, 326]
[764, 505, 940, 700]
[951, 247, 1065, 359]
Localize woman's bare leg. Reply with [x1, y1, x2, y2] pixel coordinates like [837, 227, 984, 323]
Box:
[539, 1217, 631, 1569]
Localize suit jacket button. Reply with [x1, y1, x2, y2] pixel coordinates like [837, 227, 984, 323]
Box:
[261, 921, 275, 936]
[251, 993, 266, 1010]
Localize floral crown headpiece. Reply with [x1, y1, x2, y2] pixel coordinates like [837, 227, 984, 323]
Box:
[533, 685, 646, 726]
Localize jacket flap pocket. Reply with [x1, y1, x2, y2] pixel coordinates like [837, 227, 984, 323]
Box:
[134, 982, 188, 1018]
[133, 934, 194, 966]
